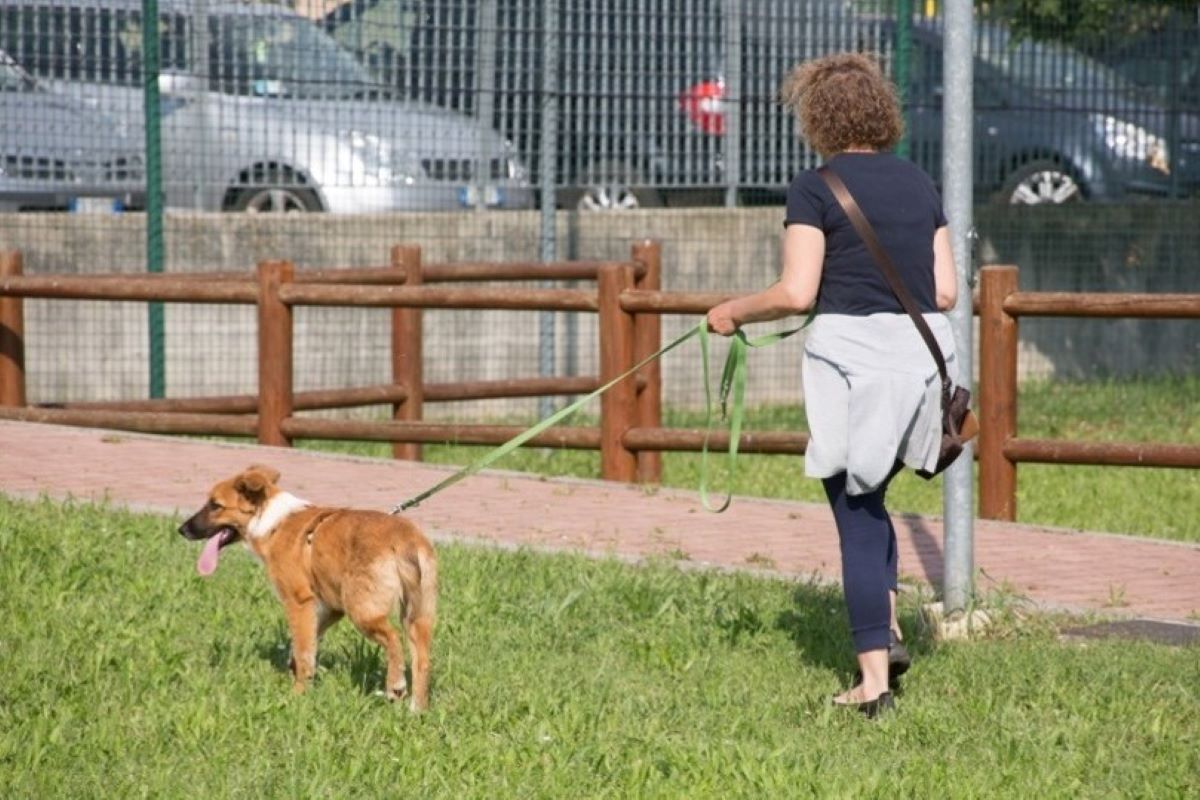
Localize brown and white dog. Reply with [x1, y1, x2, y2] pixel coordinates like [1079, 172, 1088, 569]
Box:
[178, 465, 437, 711]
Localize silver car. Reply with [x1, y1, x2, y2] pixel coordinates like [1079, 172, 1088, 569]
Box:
[0, 0, 533, 213]
[0, 49, 142, 211]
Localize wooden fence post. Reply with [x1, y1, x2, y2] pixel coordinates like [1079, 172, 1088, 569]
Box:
[0, 251, 26, 408]
[257, 260, 294, 447]
[631, 240, 663, 484]
[979, 265, 1020, 520]
[598, 263, 638, 482]
[391, 244, 423, 461]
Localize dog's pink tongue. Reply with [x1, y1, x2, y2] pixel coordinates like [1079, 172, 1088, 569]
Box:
[197, 535, 224, 577]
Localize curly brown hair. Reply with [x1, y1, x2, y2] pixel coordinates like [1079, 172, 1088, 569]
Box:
[778, 52, 904, 157]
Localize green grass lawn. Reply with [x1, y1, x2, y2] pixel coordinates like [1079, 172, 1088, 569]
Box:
[303, 376, 1200, 542]
[1, 495, 1197, 798]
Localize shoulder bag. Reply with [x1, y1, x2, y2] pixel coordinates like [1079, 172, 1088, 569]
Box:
[816, 165, 978, 478]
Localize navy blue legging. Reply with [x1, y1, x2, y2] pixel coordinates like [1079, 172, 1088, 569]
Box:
[822, 463, 903, 654]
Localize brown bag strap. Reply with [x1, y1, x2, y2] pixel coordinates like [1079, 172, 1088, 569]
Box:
[816, 165, 951, 391]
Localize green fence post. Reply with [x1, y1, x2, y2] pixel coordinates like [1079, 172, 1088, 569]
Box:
[143, 0, 165, 399]
[894, 0, 912, 160]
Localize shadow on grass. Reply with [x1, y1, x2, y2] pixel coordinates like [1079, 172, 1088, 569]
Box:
[773, 580, 855, 676]
[251, 620, 401, 697]
[773, 578, 932, 683]
[252, 620, 293, 673]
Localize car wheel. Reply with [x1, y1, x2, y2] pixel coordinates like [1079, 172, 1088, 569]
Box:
[999, 160, 1084, 205]
[231, 185, 322, 213]
[571, 161, 663, 211]
[227, 164, 323, 213]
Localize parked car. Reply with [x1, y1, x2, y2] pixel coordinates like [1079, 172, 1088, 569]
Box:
[324, 1, 1198, 208]
[899, 20, 1199, 204]
[0, 0, 533, 213]
[0, 49, 142, 212]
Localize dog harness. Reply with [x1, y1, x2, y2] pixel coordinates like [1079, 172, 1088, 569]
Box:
[301, 509, 339, 547]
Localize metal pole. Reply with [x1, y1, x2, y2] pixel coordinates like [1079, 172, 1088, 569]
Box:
[143, 0, 165, 398]
[941, 0, 975, 613]
[722, 0, 742, 207]
[537, 0, 560, 419]
[475, 0, 498, 211]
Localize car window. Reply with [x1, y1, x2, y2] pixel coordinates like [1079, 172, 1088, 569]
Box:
[0, 4, 186, 86]
[208, 12, 379, 99]
[1106, 31, 1200, 106]
[975, 24, 1139, 98]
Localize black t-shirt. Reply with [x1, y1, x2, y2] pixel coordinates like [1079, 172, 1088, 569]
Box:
[785, 152, 947, 316]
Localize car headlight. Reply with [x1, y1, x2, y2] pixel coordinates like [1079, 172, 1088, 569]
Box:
[506, 157, 529, 182]
[503, 140, 529, 182]
[342, 130, 424, 187]
[1093, 114, 1170, 175]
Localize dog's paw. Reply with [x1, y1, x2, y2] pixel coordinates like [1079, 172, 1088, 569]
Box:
[385, 682, 409, 703]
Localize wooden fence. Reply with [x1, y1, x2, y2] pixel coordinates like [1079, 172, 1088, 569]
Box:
[1, 249, 1197, 519]
[975, 264, 1200, 519]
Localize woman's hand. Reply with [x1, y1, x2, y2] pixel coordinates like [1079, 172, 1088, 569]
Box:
[706, 301, 739, 336]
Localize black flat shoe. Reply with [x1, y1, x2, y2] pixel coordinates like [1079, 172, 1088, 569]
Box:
[856, 691, 895, 719]
[833, 691, 895, 719]
[888, 630, 911, 678]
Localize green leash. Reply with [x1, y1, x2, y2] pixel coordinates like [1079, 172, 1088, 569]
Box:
[392, 315, 812, 515]
[696, 320, 809, 511]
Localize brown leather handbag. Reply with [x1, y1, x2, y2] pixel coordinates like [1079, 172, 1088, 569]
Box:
[817, 166, 978, 479]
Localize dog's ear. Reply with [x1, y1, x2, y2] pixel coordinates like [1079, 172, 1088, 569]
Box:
[235, 465, 280, 500]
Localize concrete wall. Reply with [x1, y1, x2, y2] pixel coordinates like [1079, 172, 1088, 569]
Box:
[2, 203, 1196, 417]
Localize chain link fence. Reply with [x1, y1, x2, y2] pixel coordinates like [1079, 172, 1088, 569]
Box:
[1, 0, 1197, 417]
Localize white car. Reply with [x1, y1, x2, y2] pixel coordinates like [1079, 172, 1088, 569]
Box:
[1, 0, 533, 213]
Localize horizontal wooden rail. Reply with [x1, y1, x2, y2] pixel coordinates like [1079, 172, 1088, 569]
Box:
[278, 283, 598, 311]
[1003, 292, 1200, 318]
[620, 289, 741, 315]
[278, 418, 808, 456]
[0, 406, 257, 435]
[0, 276, 744, 317]
[75, 260, 645, 286]
[1004, 438, 1200, 468]
[39, 376, 629, 414]
[133, 267, 407, 284]
[624, 427, 809, 454]
[0, 274, 258, 303]
[280, 418, 602, 449]
[38, 383, 410, 414]
[425, 375, 618, 402]
[424, 260, 646, 282]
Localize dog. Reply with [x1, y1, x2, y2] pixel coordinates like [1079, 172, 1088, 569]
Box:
[178, 465, 437, 711]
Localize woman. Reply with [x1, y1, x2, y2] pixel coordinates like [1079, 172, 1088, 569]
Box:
[706, 53, 959, 717]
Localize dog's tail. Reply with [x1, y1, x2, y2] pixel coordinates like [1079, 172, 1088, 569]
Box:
[410, 545, 438, 627]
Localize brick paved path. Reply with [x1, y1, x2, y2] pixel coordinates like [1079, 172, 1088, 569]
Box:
[2, 420, 1197, 622]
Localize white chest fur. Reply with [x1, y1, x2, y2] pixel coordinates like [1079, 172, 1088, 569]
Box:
[247, 491, 311, 539]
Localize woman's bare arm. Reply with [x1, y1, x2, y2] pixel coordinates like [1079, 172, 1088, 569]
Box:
[707, 224, 824, 335]
[933, 225, 958, 311]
